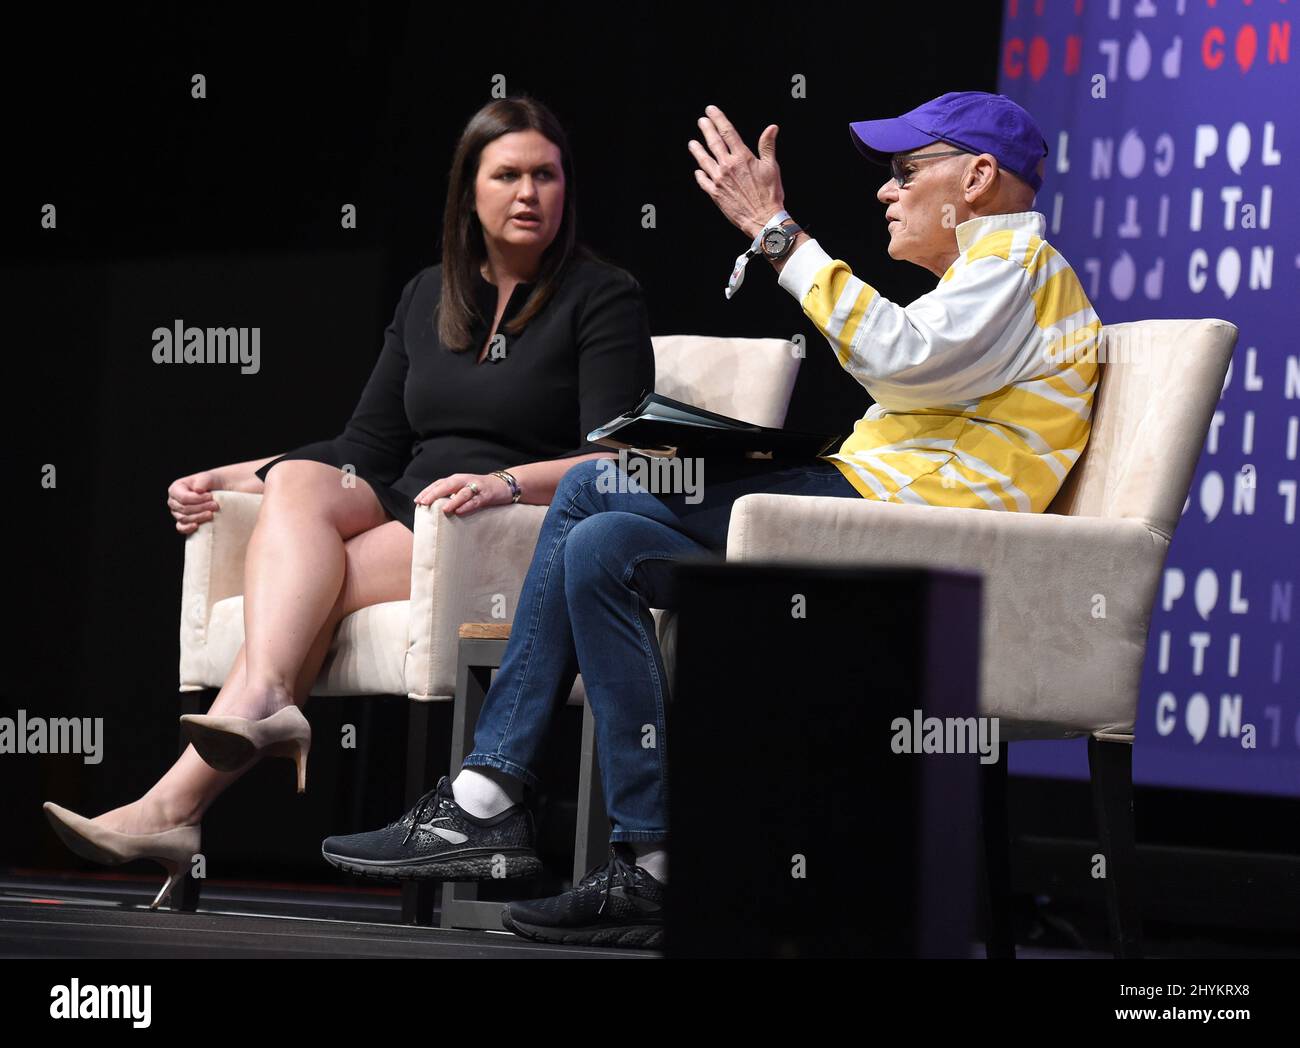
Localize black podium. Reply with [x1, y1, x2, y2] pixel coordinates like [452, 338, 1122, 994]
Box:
[665, 562, 984, 958]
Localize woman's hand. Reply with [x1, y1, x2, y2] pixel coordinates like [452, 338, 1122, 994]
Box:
[415, 472, 513, 517]
[168, 469, 225, 534]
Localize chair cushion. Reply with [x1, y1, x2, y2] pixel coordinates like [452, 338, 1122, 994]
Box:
[201, 596, 411, 697]
[1047, 318, 1236, 537]
[652, 335, 798, 428]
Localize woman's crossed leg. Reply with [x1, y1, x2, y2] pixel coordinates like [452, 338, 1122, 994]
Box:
[94, 461, 413, 834]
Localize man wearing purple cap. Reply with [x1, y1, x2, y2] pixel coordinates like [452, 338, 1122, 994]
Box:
[689, 90, 1101, 510]
[428, 93, 1103, 948]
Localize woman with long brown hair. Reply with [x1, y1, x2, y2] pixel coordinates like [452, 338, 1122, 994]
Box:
[42, 95, 654, 907]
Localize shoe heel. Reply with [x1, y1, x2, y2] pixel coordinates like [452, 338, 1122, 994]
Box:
[263, 736, 310, 794]
[149, 860, 186, 910]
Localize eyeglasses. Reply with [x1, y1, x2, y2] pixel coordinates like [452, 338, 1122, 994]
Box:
[890, 149, 970, 189]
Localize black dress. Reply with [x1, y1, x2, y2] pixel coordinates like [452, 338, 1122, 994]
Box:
[255, 255, 655, 531]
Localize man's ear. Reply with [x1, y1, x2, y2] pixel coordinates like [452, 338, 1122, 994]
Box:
[962, 154, 998, 203]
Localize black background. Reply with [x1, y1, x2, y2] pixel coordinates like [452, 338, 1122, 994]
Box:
[5, 4, 1000, 873]
[4, 2, 1294, 944]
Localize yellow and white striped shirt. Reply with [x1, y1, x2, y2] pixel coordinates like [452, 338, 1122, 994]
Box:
[778, 210, 1100, 512]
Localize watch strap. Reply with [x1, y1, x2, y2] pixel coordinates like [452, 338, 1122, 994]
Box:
[725, 209, 790, 300]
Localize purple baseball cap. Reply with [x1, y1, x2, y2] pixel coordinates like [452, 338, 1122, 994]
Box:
[849, 91, 1049, 193]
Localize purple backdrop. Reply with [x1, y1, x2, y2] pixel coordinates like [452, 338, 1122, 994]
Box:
[997, 0, 1298, 796]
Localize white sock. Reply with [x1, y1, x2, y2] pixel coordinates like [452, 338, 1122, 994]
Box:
[452, 767, 523, 819]
[632, 844, 668, 884]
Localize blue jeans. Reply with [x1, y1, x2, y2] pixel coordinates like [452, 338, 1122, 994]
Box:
[463, 454, 860, 843]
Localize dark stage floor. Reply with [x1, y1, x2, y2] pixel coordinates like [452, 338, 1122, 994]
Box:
[0, 872, 657, 959]
[0, 871, 1119, 959]
[3, 871, 1294, 959]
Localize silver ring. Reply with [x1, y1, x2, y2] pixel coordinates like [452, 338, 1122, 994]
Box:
[468, 482, 480, 496]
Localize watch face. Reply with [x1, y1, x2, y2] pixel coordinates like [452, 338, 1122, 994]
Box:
[762, 227, 787, 255]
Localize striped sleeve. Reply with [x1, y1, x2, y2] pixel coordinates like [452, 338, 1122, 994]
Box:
[778, 237, 1038, 409]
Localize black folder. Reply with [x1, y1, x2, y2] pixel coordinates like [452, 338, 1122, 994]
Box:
[587, 391, 842, 458]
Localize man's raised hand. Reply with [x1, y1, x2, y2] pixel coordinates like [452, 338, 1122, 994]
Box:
[688, 104, 785, 239]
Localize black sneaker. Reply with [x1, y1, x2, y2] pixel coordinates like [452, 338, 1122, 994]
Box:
[500, 843, 665, 948]
[320, 775, 542, 881]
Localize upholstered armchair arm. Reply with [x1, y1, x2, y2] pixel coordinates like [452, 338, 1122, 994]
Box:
[179, 490, 263, 690]
[405, 499, 551, 701]
[725, 494, 1169, 738]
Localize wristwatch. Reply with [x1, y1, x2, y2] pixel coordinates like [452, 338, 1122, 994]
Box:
[725, 209, 802, 300]
[759, 219, 803, 261]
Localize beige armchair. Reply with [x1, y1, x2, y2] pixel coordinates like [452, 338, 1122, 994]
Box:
[175, 334, 802, 910]
[718, 318, 1239, 957]
[179, 334, 800, 701]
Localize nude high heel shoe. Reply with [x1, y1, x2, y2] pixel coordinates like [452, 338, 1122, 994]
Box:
[179, 704, 311, 792]
[42, 802, 200, 910]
